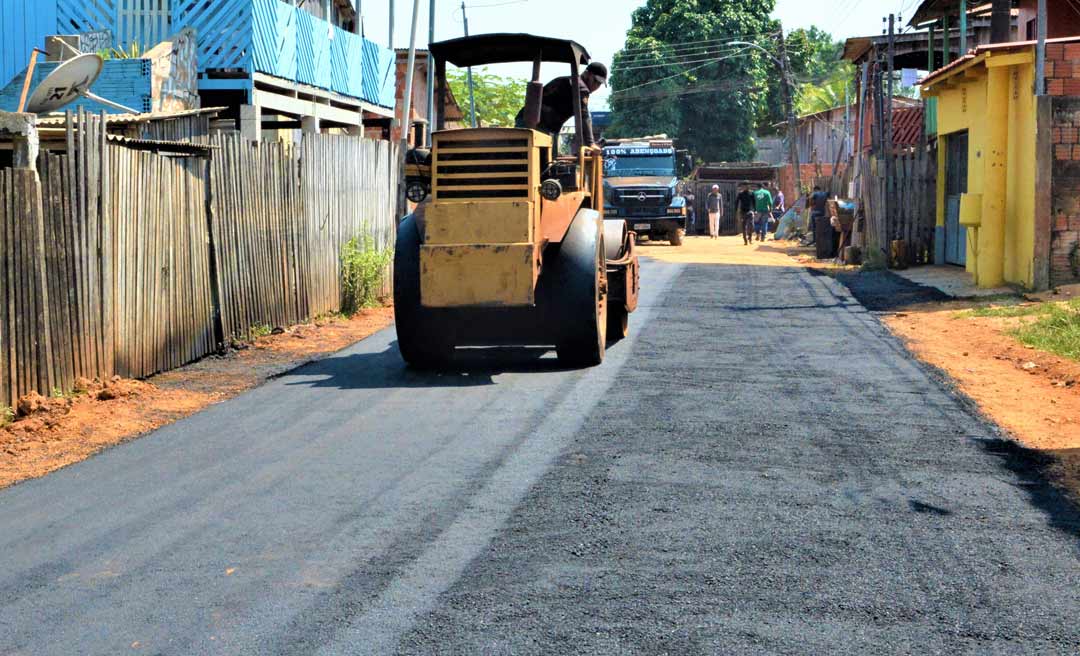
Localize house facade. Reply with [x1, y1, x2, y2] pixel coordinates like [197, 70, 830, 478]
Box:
[922, 38, 1080, 290]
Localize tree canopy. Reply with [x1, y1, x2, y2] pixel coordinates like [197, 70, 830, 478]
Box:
[607, 0, 778, 162]
[606, 3, 853, 159]
[447, 68, 527, 128]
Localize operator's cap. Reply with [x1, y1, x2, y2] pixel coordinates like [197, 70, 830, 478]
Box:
[586, 61, 608, 84]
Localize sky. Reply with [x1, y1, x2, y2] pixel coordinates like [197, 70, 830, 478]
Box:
[358, 0, 914, 109]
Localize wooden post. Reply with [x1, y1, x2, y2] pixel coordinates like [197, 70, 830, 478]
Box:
[16, 49, 43, 114]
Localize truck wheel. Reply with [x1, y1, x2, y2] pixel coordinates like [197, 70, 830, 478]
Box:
[552, 212, 608, 367]
[669, 228, 685, 246]
[393, 216, 453, 369]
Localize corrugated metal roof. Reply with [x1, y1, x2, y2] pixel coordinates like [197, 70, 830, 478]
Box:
[35, 107, 225, 127]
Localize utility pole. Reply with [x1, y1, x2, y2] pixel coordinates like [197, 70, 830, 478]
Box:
[959, 0, 968, 55]
[426, 0, 435, 146]
[777, 26, 801, 202]
[1036, 0, 1047, 95]
[885, 13, 895, 245]
[398, 0, 422, 219]
[461, 1, 477, 127]
[389, 0, 395, 48]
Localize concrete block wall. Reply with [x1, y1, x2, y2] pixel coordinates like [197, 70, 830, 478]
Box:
[1050, 97, 1080, 287]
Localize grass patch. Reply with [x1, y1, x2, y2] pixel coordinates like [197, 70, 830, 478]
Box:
[953, 296, 1070, 319]
[341, 234, 393, 316]
[1, 406, 13, 427]
[247, 324, 273, 339]
[1011, 301, 1080, 361]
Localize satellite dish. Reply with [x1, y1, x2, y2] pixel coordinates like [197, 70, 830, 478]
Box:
[25, 53, 138, 115]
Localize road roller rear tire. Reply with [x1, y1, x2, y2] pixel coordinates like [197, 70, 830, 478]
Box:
[555, 215, 608, 367]
[393, 216, 453, 369]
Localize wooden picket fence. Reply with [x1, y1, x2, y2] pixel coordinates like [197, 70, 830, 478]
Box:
[0, 116, 401, 408]
[857, 145, 938, 266]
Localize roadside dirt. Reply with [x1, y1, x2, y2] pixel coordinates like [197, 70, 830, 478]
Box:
[0, 308, 394, 489]
[884, 304, 1080, 451]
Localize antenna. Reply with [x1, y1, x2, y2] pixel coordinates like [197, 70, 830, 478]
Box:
[24, 53, 139, 115]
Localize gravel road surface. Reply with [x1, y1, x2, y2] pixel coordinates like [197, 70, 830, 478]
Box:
[3, 253, 1080, 655]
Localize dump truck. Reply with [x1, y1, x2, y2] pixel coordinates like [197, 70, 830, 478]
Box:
[394, 33, 639, 369]
[601, 137, 693, 245]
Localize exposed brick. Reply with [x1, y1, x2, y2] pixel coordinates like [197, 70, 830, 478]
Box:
[1066, 44, 1080, 60]
[1072, 145, 1080, 159]
[1064, 79, 1080, 96]
[1064, 127, 1079, 144]
[1071, 217, 1080, 231]
[1054, 127, 1063, 143]
[1049, 78, 1066, 96]
[1056, 214, 1072, 230]
[1059, 61, 1075, 78]
[1056, 144, 1072, 159]
[1048, 43, 1066, 60]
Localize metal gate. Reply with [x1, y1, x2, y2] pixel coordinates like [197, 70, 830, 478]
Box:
[944, 131, 968, 266]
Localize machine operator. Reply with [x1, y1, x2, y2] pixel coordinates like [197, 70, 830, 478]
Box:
[515, 61, 607, 151]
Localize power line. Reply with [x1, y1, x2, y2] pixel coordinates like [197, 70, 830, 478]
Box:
[617, 31, 777, 56]
[610, 47, 755, 95]
[615, 48, 759, 72]
[616, 42, 769, 65]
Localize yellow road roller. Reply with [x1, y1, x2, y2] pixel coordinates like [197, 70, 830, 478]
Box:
[394, 33, 639, 368]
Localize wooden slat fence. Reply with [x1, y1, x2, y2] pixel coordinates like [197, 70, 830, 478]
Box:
[1, 123, 399, 407]
[300, 135, 399, 317]
[858, 145, 938, 266]
[210, 135, 307, 339]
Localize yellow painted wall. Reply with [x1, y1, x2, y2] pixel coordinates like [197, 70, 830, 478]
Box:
[928, 49, 1038, 289]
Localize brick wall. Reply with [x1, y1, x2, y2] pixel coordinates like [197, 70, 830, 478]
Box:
[1045, 43, 1080, 96]
[1051, 97, 1080, 287]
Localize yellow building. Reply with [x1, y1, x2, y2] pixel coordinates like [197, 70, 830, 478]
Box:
[922, 42, 1043, 289]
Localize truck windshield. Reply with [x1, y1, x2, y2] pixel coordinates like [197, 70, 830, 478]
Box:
[604, 154, 675, 178]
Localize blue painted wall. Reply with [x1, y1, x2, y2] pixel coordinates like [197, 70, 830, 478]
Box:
[0, 59, 152, 113]
[0, 0, 57, 90]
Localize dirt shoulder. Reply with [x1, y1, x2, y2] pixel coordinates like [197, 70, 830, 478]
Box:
[883, 302, 1079, 451]
[0, 308, 394, 489]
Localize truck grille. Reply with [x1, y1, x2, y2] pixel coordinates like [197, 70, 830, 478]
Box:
[615, 188, 668, 207]
[433, 137, 531, 201]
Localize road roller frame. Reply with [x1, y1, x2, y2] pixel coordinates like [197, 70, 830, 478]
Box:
[394, 33, 639, 368]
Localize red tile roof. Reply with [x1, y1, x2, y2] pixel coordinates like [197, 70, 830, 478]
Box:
[921, 35, 1080, 86]
[892, 106, 924, 147]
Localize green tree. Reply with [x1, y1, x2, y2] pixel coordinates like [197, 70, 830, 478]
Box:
[447, 68, 527, 127]
[758, 26, 852, 134]
[607, 0, 777, 162]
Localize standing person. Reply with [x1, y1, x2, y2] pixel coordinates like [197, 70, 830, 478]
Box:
[753, 183, 773, 242]
[706, 185, 723, 239]
[685, 188, 697, 235]
[735, 182, 756, 245]
[772, 184, 786, 225]
[807, 185, 829, 246]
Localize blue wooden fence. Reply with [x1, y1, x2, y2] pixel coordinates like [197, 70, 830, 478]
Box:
[174, 0, 392, 106]
[0, 59, 153, 114]
[0, 0, 57, 92]
[1, 0, 394, 107]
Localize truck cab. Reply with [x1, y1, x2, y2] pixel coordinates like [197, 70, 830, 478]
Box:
[602, 139, 691, 246]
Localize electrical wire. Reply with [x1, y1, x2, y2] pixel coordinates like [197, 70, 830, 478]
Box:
[610, 47, 755, 96]
[615, 31, 781, 55]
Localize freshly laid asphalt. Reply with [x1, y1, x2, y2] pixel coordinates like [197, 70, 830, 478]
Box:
[4, 247, 1080, 654]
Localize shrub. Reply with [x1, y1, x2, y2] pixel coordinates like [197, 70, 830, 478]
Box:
[1, 406, 13, 427]
[341, 234, 393, 315]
